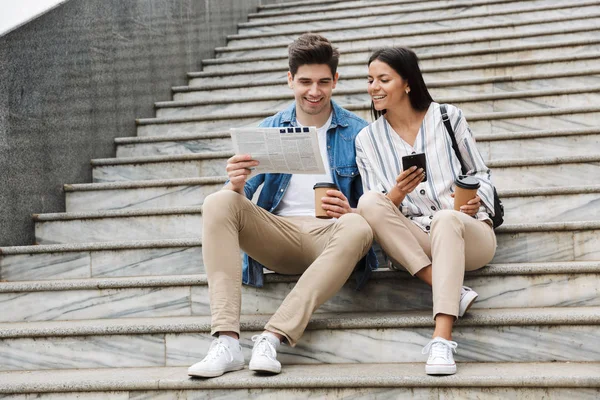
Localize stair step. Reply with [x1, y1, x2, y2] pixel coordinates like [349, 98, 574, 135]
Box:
[0, 240, 203, 282]
[33, 207, 203, 244]
[0, 307, 599, 370]
[136, 105, 600, 139]
[32, 201, 600, 260]
[115, 131, 231, 157]
[1, 262, 598, 322]
[156, 85, 600, 119]
[235, 0, 600, 44]
[113, 128, 600, 166]
[64, 177, 225, 212]
[91, 153, 230, 183]
[188, 56, 600, 89]
[1, 363, 599, 397]
[112, 127, 600, 163]
[222, 16, 600, 60]
[90, 150, 600, 189]
[201, 37, 600, 73]
[239, 0, 567, 29]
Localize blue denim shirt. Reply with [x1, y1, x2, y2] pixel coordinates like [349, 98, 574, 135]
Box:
[240, 100, 378, 289]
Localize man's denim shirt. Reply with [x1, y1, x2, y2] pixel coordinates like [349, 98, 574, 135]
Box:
[240, 100, 378, 289]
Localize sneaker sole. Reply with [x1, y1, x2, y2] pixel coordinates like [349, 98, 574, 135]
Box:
[458, 292, 478, 317]
[188, 362, 244, 378]
[249, 360, 281, 374]
[425, 364, 457, 375]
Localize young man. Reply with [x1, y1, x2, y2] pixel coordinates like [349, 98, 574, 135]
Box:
[188, 34, 377, 378]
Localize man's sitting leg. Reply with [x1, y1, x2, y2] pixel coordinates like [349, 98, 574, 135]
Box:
[188, 190, 308, 377]
[247, 213, 372, 371]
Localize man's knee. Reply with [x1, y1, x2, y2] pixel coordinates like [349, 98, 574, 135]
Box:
[337, 212, 374, 246]
[356, 191, 387, 222]
[203, 190, 246, 221]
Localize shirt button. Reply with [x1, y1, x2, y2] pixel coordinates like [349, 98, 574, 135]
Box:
[280, 189, 284, 192]
[426, 225, 430, 231]
[420, 189, 425, 195]
[431, 206, 436, 211]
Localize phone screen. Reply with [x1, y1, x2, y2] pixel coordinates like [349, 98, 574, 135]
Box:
[401, 153, 427, 182]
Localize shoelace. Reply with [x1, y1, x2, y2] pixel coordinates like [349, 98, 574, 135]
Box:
[421, 337, 458, 359]
[251, 335, 277, 359]
[203, 339, 234, 363]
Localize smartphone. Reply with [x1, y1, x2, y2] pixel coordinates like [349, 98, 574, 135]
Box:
[402, 153, 427, 182]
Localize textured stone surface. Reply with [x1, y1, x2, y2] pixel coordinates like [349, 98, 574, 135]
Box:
[0, 0, 262, 246]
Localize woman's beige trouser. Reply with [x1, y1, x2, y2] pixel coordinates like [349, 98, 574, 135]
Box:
[202, 190, 373, 346]
[357, 192, 496, 318]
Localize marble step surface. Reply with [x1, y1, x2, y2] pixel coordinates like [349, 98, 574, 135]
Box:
[187, 54, 600, 88]
[241, 1, 595, 32]
[0, 307, 599, 371]
[238, 0, 580, 30]
[221, 16, 600, 59]
[32, 199, 600, 260]
[237, 0, 599, 43]
[91, 153, 230, 183]
[155, 85, 600, 119]
[0, 363, 598, 399]
[115, 131, 231, 158]
[113, 127, 600, 161]
[63, 173, 600, 224]
[90, 150, 600, 188]
[33, 207, 204, 245]
[136, 105, 600, 138]
[64, 177, 226, 212]
[1, 262, 599, 322]
[200, 37, 600, 73]
[0, 240, 204, 282]
[247, 0, 529, 20]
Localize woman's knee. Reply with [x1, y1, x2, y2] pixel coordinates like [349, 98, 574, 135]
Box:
[431, 209, 463, 227]
[357, 191, 387, 221]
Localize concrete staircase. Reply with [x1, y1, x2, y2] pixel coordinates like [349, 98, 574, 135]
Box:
[1, 0, 600, 397]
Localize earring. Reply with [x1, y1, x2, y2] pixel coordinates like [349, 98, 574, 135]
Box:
[405, 88, 410, 94]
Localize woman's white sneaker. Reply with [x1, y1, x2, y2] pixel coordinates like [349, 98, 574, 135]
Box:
[458, 286, 478, 317]
[422, 337, 458, 375]
[249, 334, 282, 374]
[188, 338, 245, 378]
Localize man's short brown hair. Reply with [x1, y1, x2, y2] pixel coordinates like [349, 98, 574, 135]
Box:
[288, 33, 340, 77]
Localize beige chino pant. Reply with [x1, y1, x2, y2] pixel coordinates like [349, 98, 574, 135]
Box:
[202, 190, 373, 346]
[357, 192, 496, 318]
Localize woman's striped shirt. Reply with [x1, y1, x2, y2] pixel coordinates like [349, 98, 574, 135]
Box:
[355, 102, 495, 233]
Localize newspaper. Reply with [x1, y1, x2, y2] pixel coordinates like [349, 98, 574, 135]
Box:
[230, 126, 325, 176]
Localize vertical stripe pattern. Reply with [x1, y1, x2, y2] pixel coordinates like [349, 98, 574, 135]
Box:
[355, 102, 495, 232]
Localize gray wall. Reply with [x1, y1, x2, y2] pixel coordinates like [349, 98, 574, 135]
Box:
[0, 0, 272, 246]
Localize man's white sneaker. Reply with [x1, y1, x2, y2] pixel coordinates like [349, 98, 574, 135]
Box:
[458, 286, 478, 317]
[188, 338, 245, 378]
[249, 334, 282, 374]
[422, 337, 458, 375]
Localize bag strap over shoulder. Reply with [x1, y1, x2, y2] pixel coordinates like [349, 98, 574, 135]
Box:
[440, 104, 468, 175]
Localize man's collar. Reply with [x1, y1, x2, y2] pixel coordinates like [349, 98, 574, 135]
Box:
[282, 100, 350, 129]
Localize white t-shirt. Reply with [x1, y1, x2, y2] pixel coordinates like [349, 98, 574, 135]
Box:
[274, 113, 334, 217]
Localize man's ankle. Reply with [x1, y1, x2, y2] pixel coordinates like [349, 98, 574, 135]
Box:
[218, 331, 239, 340]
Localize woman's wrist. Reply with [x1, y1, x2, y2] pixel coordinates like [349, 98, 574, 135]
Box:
[386, 186, 405, 207]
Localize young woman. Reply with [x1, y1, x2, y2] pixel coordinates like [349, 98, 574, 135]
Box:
[355, 47, 497, 375]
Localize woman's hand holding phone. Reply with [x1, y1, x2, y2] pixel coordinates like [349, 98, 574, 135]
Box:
[387, 166, 425, 207]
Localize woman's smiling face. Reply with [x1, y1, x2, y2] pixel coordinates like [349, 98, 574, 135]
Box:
[367, 59, 410, 111]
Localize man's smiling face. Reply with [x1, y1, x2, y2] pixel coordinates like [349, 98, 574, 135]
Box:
[288, 64, 338, 118]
